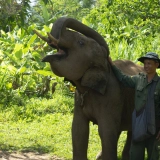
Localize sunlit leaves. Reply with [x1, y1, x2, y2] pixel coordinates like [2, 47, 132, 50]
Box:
[17, 66, 27, 74]
[0, 22, 59, 103]
[37, 70, 54, 76]
[85, 0, 160, 43]
[27, 34, 37, 47]
[13, 43, 23, 59]
[40, 0, 50, 23]
[6, 83, 12, 89]
[6, 65, 17, 74]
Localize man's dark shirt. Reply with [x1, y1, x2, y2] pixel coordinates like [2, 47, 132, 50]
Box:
[112, 65, 160, 127]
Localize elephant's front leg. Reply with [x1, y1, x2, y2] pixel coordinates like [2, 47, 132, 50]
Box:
[98, 120, 119, 160]
[72, 107, 89, 160]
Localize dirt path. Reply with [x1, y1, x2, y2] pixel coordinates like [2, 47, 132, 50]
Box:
[0, 151, 64, 160]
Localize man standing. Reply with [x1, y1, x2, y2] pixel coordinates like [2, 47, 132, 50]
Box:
[109, 52, 160, 160]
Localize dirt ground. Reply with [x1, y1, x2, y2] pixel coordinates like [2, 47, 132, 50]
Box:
[0, 151, 64, 160]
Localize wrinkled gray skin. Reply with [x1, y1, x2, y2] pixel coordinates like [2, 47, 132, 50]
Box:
[36, 17, 144, 160]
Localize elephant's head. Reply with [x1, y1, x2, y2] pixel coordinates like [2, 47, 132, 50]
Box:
[34, 17, 110, 94]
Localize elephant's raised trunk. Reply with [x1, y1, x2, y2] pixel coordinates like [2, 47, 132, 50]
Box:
[51, 17, 109, 56]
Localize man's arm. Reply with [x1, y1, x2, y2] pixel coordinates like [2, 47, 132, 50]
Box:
[108, 56, 138, 88]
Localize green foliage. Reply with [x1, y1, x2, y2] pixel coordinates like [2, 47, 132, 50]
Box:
[0, 0, 53, 32]
[0, 92, 74, 122]
[0, 23, 75, 107]
[109, 35, 160, 61]
[84, 0, 160, 44]
[30, 0, 91, 28]
[75, 0, 96, 8]
[0, 0, 31, 31]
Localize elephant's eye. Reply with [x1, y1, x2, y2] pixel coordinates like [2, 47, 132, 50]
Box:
[78, 40, 84, 46]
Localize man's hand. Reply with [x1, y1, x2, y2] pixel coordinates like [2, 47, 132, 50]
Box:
[156, 130, 160, 141]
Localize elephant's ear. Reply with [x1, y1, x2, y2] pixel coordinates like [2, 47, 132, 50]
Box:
[81, 67, 108, 95]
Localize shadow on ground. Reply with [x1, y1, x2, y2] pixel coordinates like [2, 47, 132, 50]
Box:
[0, 151, 64, 160]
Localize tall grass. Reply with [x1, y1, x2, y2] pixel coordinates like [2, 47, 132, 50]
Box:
[109, 35, 160, 62]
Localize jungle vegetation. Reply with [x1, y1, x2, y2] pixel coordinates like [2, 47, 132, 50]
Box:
[0, 0, 160, 159]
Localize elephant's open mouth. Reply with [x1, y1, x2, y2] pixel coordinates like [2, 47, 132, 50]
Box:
[48, 39, 68, 60]
[54, 48, 68, 60]
[42, 47, 68, 62]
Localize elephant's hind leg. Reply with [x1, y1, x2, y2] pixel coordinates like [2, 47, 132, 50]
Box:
[96, 131, 131, 160]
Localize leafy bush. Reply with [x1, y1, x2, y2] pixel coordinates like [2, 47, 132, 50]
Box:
[84, 0, 160, 44]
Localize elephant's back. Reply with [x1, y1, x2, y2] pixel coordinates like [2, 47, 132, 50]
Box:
[113, 60, 145, 75]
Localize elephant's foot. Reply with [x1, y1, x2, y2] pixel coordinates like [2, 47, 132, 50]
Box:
[96, 151, 119, 160]
[96, 151, 102, 160]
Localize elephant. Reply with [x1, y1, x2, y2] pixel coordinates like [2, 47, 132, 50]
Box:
[34, 17, 144, 160]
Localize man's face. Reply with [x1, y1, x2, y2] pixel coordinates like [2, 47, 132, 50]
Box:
[143, 59, 159, 74]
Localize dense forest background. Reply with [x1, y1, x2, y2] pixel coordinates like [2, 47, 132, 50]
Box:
[0, 0, 160, 159]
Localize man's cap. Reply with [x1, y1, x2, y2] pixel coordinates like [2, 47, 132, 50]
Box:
[137, 52, 160, 68]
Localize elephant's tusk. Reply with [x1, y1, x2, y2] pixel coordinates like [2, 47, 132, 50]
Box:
[47, 33, 58, 45]
[33, 30, 49, 42]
